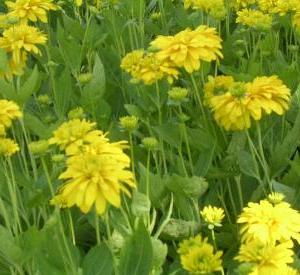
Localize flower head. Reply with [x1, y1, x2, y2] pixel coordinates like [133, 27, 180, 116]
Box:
[236, 9, 273, 30]
[0, 138, 20, 157]
[237, 199, 300, 244]
[49, 119, 103, 155]
[0, 99, 22, 129]
[201, 206, 225, 228]
[268, 192, 285, 205]
[150, 25, 223, 73]
[119, 116, 138, 132]
[6, 0, 58, 24]
[51, 135, 135, 215]
[178, 235, 223, 274]
[0, 25, 47, 64]
[235, 240, 295, 275]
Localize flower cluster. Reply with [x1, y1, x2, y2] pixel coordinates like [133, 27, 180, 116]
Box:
[121, 25, 222, 85]
[184, 0, 227, 20]
[204, 75, 291, 131]
[235, 193, 300, 274]
[0, 99, 22, 157]
[178, 235, 223, 274]
[0, 0, 58, 78]
[49, 119, 136, 215]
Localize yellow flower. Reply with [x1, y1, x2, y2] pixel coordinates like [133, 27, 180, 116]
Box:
[258, 0, 298, 15]
[5, 0, 58, 24]
[200, 206, 225, 228]
[0, 99, 22, 128]
[178, 235, 223, 274]
[0, 25, 47, 64]
[49, 119, 104, 156]
[51, 136, 135, 215]
[235, 240, 294, 275]
[150, 25, 223, 73]
[232, 0, 256, 9]
[237, 199, 300, 244]
[204, 75, 235, 106]
[0, 125, 5, 136]
[236, 9, 273, 30]
[184, 0, 226, 19]
[0, 52, 27, 79]
[121, 50, 179, 85]
[207, 75, 291, 131]
[0, 138, 20, 157]
[245, 76, 291, 117]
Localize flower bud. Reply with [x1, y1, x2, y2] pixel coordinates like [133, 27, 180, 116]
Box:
[142, 137, 158, 150]
[37, 95, 51, 105]
[119, 115, 138, 132]
[68, 107, 84, 119]
[78, 73, 93, 84]
[51, 154, 65, 162]
[28, 140, 49, 154]
[168, 87, 188, 104]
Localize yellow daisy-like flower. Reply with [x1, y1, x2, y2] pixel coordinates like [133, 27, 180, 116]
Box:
[0, 51, 27, 79]
[237, 199, 300, 244]
[207, 75, 291, 131]
[200, 206, 225, 228]
[235, 240, 295, 275]
[232, 0, 256, 9]
[48, 119, 104, 156]
[245, 76, 291, 117]
[236, 9, 273, 30]
[121, 50, 179, 85]
[258, 0, 298, 15]
[0, 99, 22, 128]
[204, 75, 235, 106]
[51, 136, 135, 215]
[6, 0, 58, 23]
[0, 25, 47, 64]
[184, 0, 226, 20]
[0, 138, 20, 157]
[178, 235, 223, 274]
[150, 25, 223, 73]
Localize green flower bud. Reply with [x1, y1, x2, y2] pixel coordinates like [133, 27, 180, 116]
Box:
[51, 154, 65, 162]
[78, 73, 93, 84]
[119, 115, 138, 132]
[168, 87, 188, 105]
[151, 238, 168, 269]
[37, 95, 51, 105]
[28, 140, 49, 154]
[142, 137, 158, 150]
[68, 107, 84, 119]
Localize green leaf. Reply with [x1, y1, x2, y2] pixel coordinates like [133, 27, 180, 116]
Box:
[153, 123, 181, 148]
[131, 191, 151, 217]
[119, 221, 153, 275]
[0, 78, 16, 100]
[238, 150, 260, 179]
[53, 68, 72, 117]
[23, 113, 53, 138]
[82, 244, 114, 275]
[0, 226, 23, 266]
[270, 112, 300, 176]
[16, 66, 40, 105]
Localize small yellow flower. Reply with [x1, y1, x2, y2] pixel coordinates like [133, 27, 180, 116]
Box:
[232, 0, 256, 9]
[0, 99, 22, 129]
[237, 199, 300, 244]
[150, 25, 223, 73]
[51, 135, 135, 215]
[235, 240, 294, 275]
[236, 9, 273, 30]
[0, 25, 47, 64]
[201, 205, 225, 228]
[48, 119, 103, 156]
[258, 0, 298, 15]
[0, 138, 20, 157]
[5, 0, 59, 24]
[178, 235, 223, 274]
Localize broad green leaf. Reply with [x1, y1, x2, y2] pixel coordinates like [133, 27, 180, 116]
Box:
[238, 150, 260, 180]
[153, 123, 181, 148]
[16, 66, 40, 105]
[119, 221, 153, 275]
[82, 244, 113, 275]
